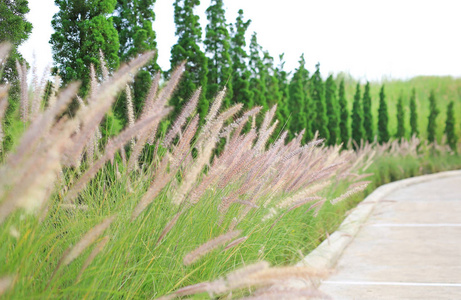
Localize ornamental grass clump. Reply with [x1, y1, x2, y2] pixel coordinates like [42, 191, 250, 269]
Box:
[0, 43, 376, 298]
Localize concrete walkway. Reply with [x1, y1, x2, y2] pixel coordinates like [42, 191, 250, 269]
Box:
[319, 175, 461, 299]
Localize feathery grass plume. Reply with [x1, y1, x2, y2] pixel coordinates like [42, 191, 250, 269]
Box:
[229, 265, 329, 290]
[330, 181, 369, 205]
[15, 60, 28, 122]
[125, 84, 136, 149]
[173, 104, 242, 205]
[220, 106, 262, 140]
[61, 216, 115, 267]
[65, 52, 155, 165]
[127, 106, 175, 173]
[156, 210, 183, 245]
[47, 73, 61, 108]
[163, 87, 200, 148]
[30, 64, 48, 120]
[0, 276, 13, 297]
[183, 230, 241, 266]
[65, 111, 171, 202]
[0, 42, 11, 66]
[131, 112, 196, 219]
[260, 104, 277, 134]
[254, 119, 279, 152]
[76, 236, 110, 282]
[99, 49, 109, 82]
[0, 86, 9, 148]
[170, 115, 199, 169]
[0, 116, 79, 223]
[140, 72, 161, 120]
[223, 236, 248, 251]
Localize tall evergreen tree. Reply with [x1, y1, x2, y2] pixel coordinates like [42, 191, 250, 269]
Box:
[444, 101, 457, 152]
[377, 85, 389, 144]
[427, 91, 439, 143]
[50, 0, 120, 94]
[274, 54, 290, 130]
[113, 0, 158, 125]
[263, 51, 283, 114]
[338, 79, 349, 146]
[395, 94, 405, 140]
[351, 83, 365, 148]
[0, 0, 32, 82]
[229, 9, 252, 108]
[288, 54, 309, 138]
[113, 0, 158, 66]
[170, 0, 208, 124]
[325, 75, 339, 145]
[362, 81, 373, 142]
[310, 63, 329, 141]
[204, 0, 232, 106]
[248, 32, 267, 110]
[409, 88, 419, 137]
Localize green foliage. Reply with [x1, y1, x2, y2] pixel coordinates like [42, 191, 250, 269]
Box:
[0, 0, 32, 81]
[362, 82, 373, 142]
[50, 0, 120, 95]
[229, 9, 252, 109]
[274, 54, 290, 130]
[170, 0, 208, 124]
[288, 54, 309, 139]
[113, 0, 158, 67]
[204, 0, 232, 106]
[325, 75, 339, 145]
[113, 0, 158, 127]
[409, 88, 418, 137]
[444, 101, 457, 151]
[395, 94, 405, 140]
[377, 85, 389, 144]
[310, 63, 329, 141]
[351, 83, 364, 147]
[427, 90, 439, 143]
[248, 33, 267, 110]
[338, 79, 349, 146]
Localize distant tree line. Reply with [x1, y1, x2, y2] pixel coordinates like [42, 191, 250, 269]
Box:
[0, 0, 458, 152]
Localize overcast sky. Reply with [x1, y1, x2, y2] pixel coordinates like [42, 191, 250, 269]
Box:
[19, 0, 461, 81]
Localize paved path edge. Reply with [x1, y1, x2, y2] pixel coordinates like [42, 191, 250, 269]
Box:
[296, 169, 461, 288]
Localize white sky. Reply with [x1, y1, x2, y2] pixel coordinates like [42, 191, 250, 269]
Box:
[19, 0, 461, 81]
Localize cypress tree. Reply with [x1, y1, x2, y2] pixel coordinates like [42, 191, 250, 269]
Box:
[263, 51, 283, 116]
[248, 32, 268, 110]
[427, 91, 439, 144]
[229, 9, 252, 108]
[325, 75, 339, 145]
[170, 0, 208, 124]
[377, 85, 389, 144]
[338, 79, 349, 146]
[113, 0, 159, 125]
[409, 88, 419, 137]
[362, 82, 373, 142]
[395, 94, 405, 140]
[444, 101, 457, 152]
[288, 54, 309, 138]
[310, 63, 329, 141]
[274, 54, 290, 130]
[50, 0, 120, 95]
[351, 83, 365, 148]
[204, 0, 232, 106]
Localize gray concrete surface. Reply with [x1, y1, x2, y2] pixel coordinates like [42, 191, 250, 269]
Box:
[319, 175, 461, 299]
